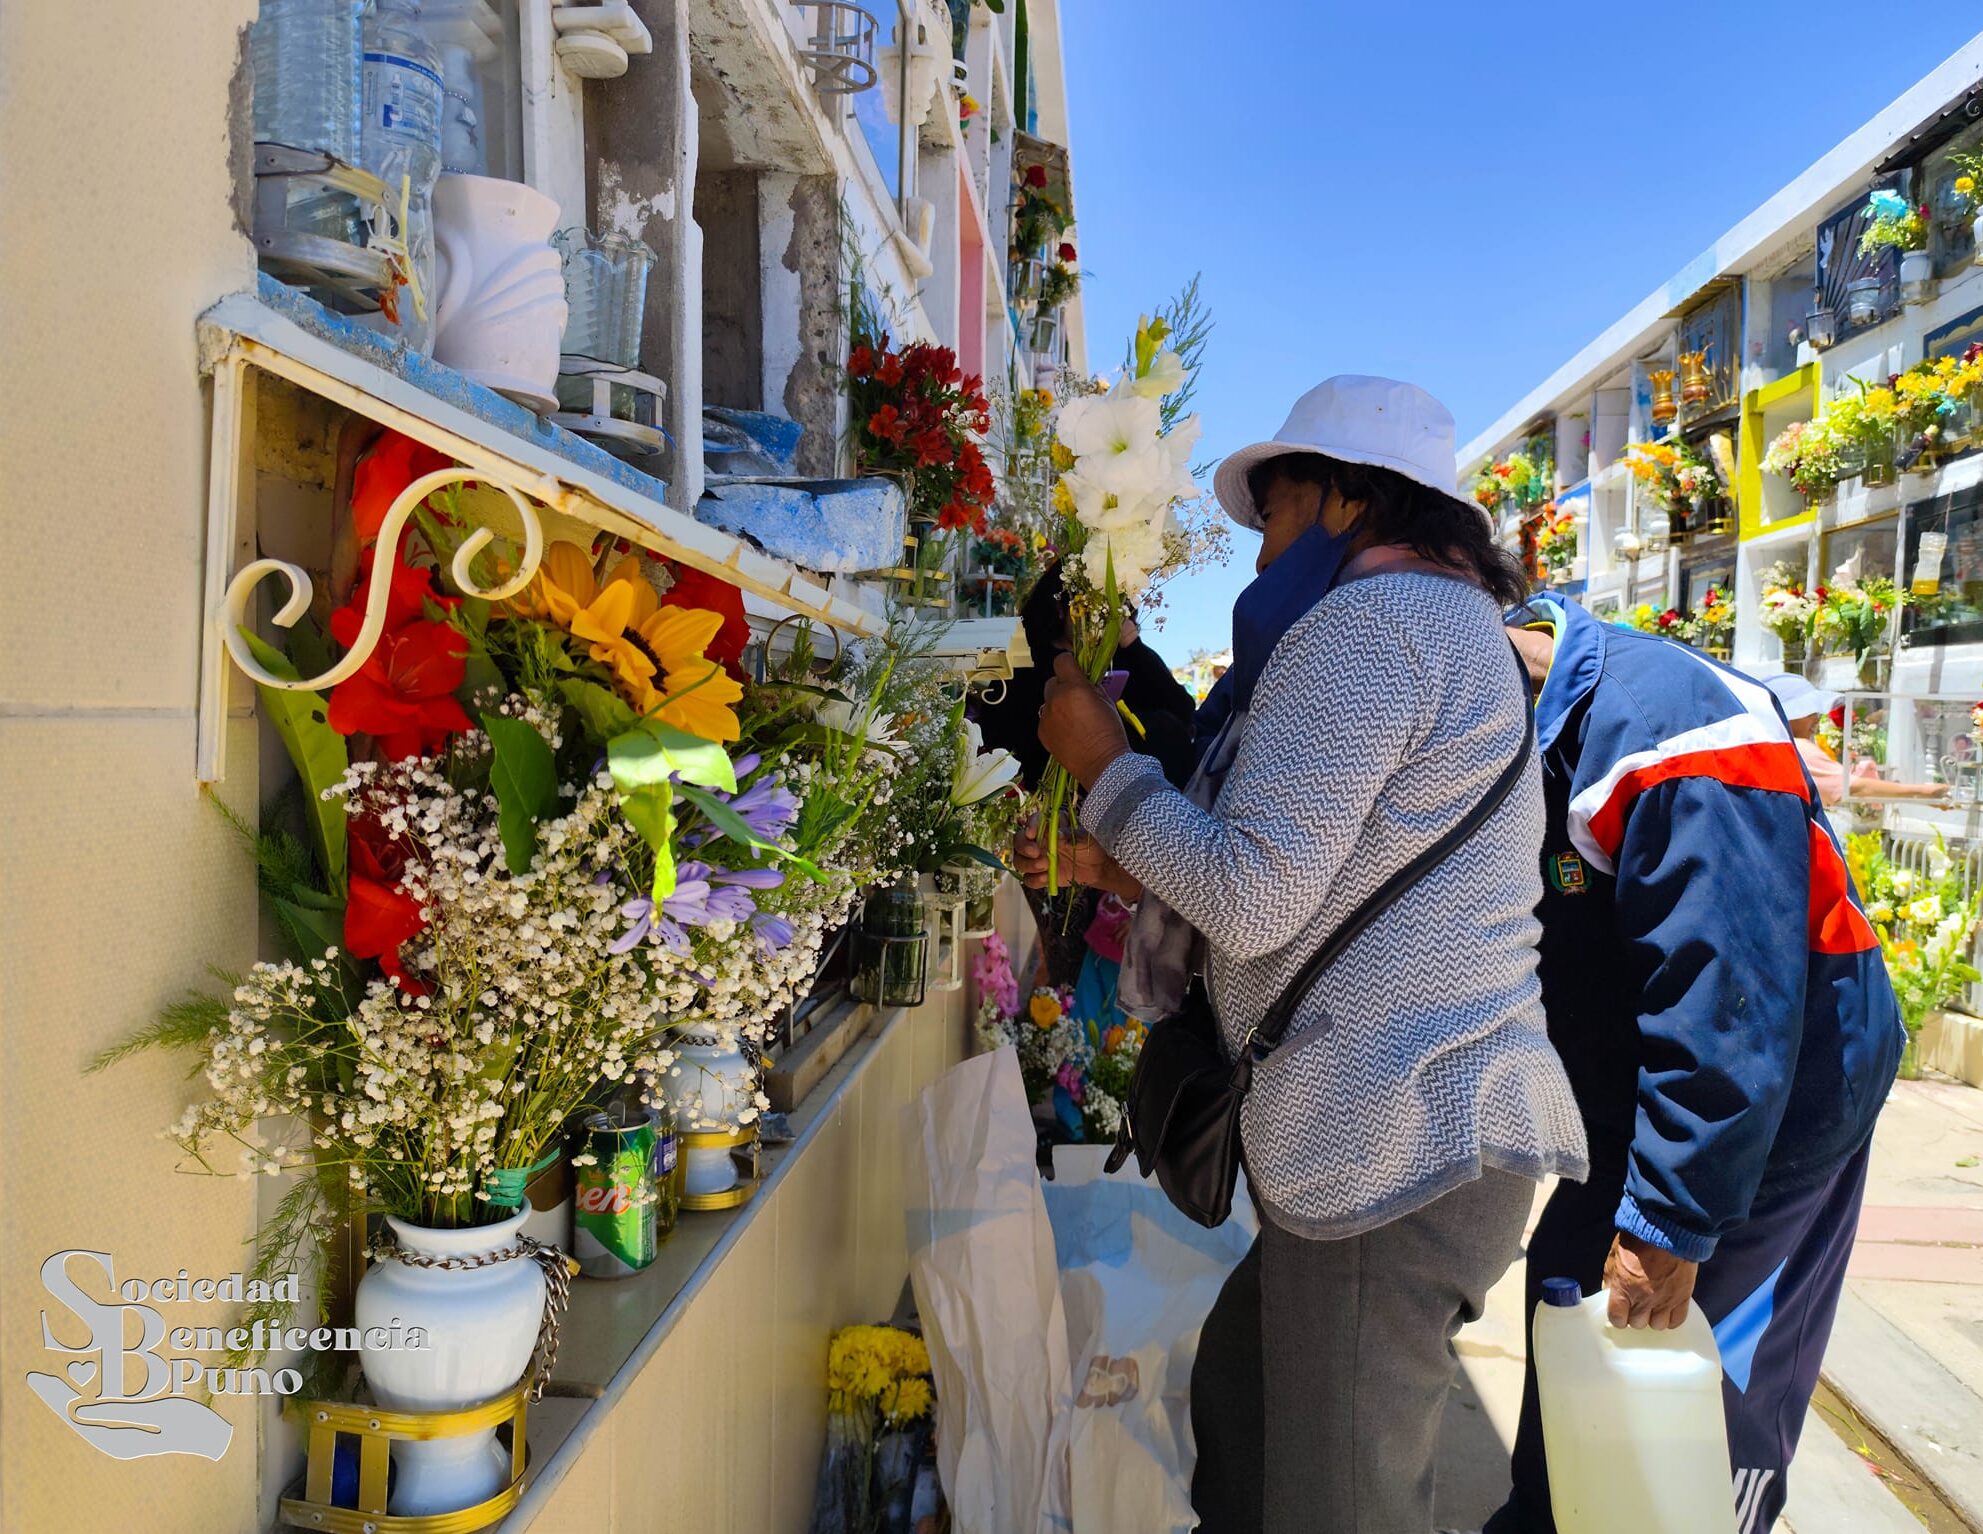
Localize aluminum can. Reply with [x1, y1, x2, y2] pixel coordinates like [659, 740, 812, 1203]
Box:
[572, 1109, 658, 1278]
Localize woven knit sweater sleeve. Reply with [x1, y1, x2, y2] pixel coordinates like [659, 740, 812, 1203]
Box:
[1081, 584, 1422, 960]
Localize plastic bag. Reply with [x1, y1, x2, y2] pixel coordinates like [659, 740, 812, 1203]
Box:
[905, 1048, 1255, 1534]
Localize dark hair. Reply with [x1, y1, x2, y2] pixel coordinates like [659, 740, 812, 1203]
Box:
[1247, 454, 1530, 609]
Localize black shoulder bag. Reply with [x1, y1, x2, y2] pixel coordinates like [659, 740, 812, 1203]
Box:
[1103, 645, 1537, 1228]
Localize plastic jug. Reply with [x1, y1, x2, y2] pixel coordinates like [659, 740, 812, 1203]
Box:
[1532, 1277, 1739, 1534]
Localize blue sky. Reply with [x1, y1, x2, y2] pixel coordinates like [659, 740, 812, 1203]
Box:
[1059, 4, 1983, 663]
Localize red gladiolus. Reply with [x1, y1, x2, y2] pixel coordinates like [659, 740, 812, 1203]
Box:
[351, 431, 454, 547]
[345, 813, 426, 992]
[333, 552, 459, 646]
[659, 563, 751, 678]
[327, 620, 473, 760]
[1025, 164, 1047, 187]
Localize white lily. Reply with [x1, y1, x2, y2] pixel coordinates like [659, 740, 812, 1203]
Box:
[816, 698, 902, 754]
[953, 719, 1021, 805]
[1129, 347, 1190, 400]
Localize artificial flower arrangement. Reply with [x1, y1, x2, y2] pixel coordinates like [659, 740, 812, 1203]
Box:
[1036, 243, 1081, 312]
[1847, 833, 1982, 1078]
[973, 940, 1146, 1145]
[1626, 602, 1685, 637]
[972, 523, 1031, 581]
[1033, 304, 1219, 890]
[1859, 188, 1928, 255]
[1624, 437, 1721, 515]
[1469, 452, 1539, 517]
[1759, 560, 1819, 657]
[1534, 501, 1577, 575]
[811, 1323, 936, 1534]
[1760, 417, 1851, 501]
[1011, 162, 1070, 259]
[1680, 588, 1736, 653]
[1815, 570, 1904, 670]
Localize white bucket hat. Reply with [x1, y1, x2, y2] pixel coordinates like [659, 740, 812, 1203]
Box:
[1214, 374, 1475, 532]
[1761, 672, 1837, 723]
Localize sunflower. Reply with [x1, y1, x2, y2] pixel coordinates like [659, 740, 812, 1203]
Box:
[522, 541, 743, 741]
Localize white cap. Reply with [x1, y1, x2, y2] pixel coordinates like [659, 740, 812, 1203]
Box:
[1762, 672, 1837, 722]
[1213, 374, 1476, 531]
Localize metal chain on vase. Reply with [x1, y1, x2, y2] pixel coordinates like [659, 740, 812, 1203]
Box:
[367, 1234, 575, 1404]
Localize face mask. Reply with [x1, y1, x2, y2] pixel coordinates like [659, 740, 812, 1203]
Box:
[1227, 520, 1360, 712]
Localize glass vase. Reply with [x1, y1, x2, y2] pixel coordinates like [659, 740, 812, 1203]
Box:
[1860, 430, 1897, 488]
[852, 881, 930, 1008]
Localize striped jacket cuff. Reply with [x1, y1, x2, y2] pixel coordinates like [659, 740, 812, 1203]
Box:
[1614, 1192, 1720, 1262]
[1079, 752, 1168, 847]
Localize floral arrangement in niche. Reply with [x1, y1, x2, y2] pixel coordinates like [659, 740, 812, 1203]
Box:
[1626, 602, 1685, 636]
[1847, 832, 1981, 1078]
[99, 431, 1005, 1369]
[1011, 162, 1070, 258]
[1816, 570, 1904, 668]
[1534, 502, 1577, 575]
[1860, 188, 1928, 255]
[1624, 437, 1721, 514]
[1680, 588, 1736, 652]
[1469, 451, 1539, 517]
[1760, 560, 1819, 655]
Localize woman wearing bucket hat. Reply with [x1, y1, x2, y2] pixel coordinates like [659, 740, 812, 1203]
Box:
[1024, 376, 1588, 1533]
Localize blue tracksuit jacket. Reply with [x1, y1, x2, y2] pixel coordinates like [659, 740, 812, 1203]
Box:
[1526, 597, 1903, 1260]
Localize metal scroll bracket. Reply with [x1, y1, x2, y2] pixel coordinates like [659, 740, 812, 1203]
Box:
[197, 355, 545, 782]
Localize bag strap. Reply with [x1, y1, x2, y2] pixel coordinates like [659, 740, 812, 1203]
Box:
[1244, 640, 1537, 1060]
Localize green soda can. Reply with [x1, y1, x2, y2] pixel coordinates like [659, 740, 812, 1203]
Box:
[572, 1109, 658, 1279]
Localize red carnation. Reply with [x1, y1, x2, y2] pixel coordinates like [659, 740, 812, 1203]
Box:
[659, 563, 751, 678]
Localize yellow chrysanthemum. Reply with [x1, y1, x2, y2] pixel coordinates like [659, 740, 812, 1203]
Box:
[880, 1375, 933, 1424]
[1029, 991, 1062, 1029]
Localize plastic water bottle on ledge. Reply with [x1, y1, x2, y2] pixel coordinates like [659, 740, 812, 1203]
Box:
[1532, 1277, 1739, 1533]
[361, 0, 445, 352]
[250, 0, 363, 158]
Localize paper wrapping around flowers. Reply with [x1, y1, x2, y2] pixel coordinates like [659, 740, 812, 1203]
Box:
[906, 1050, 1254, 1534]
[905, 1049, 1075, 1532]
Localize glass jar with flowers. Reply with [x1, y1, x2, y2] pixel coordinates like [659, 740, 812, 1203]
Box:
[1759, 561, 1817, 670]
[1761, 418, 1845, 507]
[1535, 503, 1577, 586]
[1861, 188, 1935, 304]
[1683, 588, 1736, 660]
[1817, 573, 1905, 687]
[1625, 438, 1721, 545]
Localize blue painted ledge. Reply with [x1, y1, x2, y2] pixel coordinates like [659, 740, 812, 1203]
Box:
[253, 273, 669, 505]
[703, 406, 805, 477]
[698, 477, 907, 575]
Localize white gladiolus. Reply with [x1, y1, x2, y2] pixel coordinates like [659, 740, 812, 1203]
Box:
[953, 719, 1021, 805]
[1128, 347, 1189, 400]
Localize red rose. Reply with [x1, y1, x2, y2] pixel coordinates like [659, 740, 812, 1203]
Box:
[1058, 243, 1077, 262]
[1025, 164, 1048, 188]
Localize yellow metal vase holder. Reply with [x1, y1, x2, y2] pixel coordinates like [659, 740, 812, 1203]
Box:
[280, 1382, 532, 1534]
[678, 1124, 762, 1212]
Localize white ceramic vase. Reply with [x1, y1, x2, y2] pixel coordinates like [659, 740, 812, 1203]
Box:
[665, 1035, 753, 1197]
[1901, 247, 1936, 306]
[430, 173, 567, 412]
[354, 1209, 546, 1517]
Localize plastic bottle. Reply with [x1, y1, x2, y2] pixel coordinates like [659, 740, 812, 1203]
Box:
[1531, 1278, 1739, 1534]
[360, 0, 445, 352]
[250, 0, 364, 157]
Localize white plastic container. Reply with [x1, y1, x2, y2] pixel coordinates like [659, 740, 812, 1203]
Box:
[1532, 1277, 1738, 1534]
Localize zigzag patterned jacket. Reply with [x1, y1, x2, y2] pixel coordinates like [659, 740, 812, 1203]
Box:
[1083, 572, 1590, 1239]
[1524, 596, 1903, 1260]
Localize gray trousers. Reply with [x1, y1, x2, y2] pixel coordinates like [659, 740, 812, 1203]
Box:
[1191, 1168, 1535, 1533]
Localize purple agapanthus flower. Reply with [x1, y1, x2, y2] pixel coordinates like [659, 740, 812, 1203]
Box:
[725, 775, 801, 840]
[610, 896, 689, 955]
[711, 867, 783, 890]
[751, 912, 795, 956]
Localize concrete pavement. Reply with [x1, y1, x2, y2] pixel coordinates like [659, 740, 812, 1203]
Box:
[1434, 1077, 1983, 1532]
